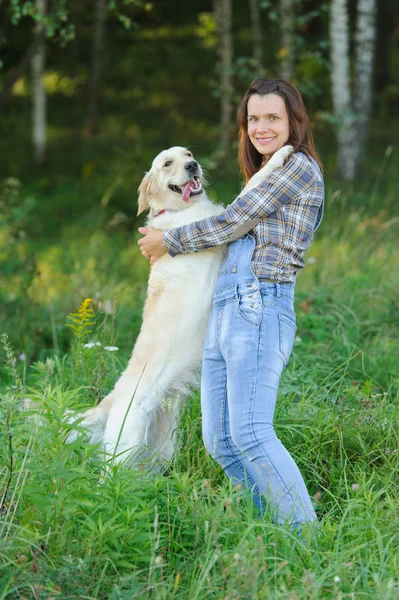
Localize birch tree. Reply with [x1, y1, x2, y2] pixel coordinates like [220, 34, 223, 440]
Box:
[279, 0, 295, 81]
[31, 0, 47, 165]
[353, 0, 377, 175]
[214, 0, 233, 161]
[330, 0, 355, 179]
[330, 0, 376, 180]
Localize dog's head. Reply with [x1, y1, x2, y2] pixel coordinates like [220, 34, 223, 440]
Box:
[137, 146, 205, 216]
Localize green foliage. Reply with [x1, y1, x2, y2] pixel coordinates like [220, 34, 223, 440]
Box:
[6, 0, 153, 47]
[108, 0, 153, 31]
[9, 0, 75, 45]
[0, 177, 37, 278]
[196, 12, 217, 49]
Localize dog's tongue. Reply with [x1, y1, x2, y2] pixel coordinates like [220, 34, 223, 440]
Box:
[181, 181, 192, 203]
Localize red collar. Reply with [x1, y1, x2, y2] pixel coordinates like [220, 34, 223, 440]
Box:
[153, 208, 179, 218]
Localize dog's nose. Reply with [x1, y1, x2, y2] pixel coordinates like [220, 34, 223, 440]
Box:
[185, 160, 198, 174]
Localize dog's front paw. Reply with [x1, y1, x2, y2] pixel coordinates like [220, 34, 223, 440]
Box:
[65, 406, 108, 445]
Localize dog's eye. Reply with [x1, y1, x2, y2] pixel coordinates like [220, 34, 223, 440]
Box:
[164, 161, 172, 167]
[186, 153, 192, 157]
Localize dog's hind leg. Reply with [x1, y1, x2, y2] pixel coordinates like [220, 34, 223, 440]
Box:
[103, 390, 155, 465]
[103, 362, 196, 466]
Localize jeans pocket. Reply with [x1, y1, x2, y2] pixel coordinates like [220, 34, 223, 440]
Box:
[236, 290, 263, 327]
[278, 313, 297, 366]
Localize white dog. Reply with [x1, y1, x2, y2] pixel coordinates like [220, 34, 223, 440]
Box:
[69, 145, 293, 470]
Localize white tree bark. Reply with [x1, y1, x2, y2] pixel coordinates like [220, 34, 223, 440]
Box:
[330, 0, 376, 180]
[353, 0, 376, 173]
[31, 0, 46, 165]
[249, 0, 263, 72]
[330, 0, 357, 180]
[214, 0, 233, 161]
[279, 0, 295, 81]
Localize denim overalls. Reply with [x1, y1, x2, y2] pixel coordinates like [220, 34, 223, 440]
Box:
[201, 234, 317, 527]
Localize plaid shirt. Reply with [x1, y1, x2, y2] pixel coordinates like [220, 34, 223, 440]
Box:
[164, 151, 324, 283]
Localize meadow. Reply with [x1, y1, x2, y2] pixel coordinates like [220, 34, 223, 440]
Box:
[0, 121, 399, 598]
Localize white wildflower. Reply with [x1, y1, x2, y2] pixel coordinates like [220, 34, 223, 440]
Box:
[18, 353, 26, 361]
[84, 341, 101, 349]
[333, 576, 341, 584]
[104, 346, 119, 351]
[352, 484, 359, 491]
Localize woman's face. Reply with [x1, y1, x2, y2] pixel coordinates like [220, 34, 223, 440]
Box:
[247, 93, 290, 161]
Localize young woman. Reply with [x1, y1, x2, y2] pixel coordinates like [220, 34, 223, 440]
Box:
[138, 78, 324, 531]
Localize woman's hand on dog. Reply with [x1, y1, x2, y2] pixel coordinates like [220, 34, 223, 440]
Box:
[138, 228, 166, 265]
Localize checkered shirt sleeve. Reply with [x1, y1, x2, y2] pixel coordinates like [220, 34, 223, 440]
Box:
[163, 152, 318, 257]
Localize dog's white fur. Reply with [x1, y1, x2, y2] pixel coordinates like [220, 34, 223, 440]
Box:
[69, 144, 293, 469]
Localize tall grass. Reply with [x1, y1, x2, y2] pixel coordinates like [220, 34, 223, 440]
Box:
[1, 172, 399, 598]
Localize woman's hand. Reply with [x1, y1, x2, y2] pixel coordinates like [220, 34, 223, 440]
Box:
[138, 227, 166, 265]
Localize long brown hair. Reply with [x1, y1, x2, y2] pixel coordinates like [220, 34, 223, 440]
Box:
[237, 78, 323, 183]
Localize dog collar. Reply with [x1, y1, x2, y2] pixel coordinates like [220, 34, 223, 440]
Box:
[152, 208, 180, 219]
[153, 209, 167, 218]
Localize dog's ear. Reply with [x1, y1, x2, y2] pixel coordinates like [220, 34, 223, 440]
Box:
[137, 171, 157, 216]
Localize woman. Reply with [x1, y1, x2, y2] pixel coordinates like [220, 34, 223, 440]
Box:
[138, 78, 324, 531]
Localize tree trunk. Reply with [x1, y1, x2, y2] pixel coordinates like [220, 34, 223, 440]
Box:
[86, 0, 107, 136]
[279, 0, 295, 81]
[248, 0, 263, 72]
[31, 0, 47, 165]
[330, 0, 357, 180]
[353, 0, 376, 174]
[330, 0, 377, 180]
[214, 0, 233, 161]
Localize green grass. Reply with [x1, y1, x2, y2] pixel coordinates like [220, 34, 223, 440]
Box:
[1, 142, 399, 598]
